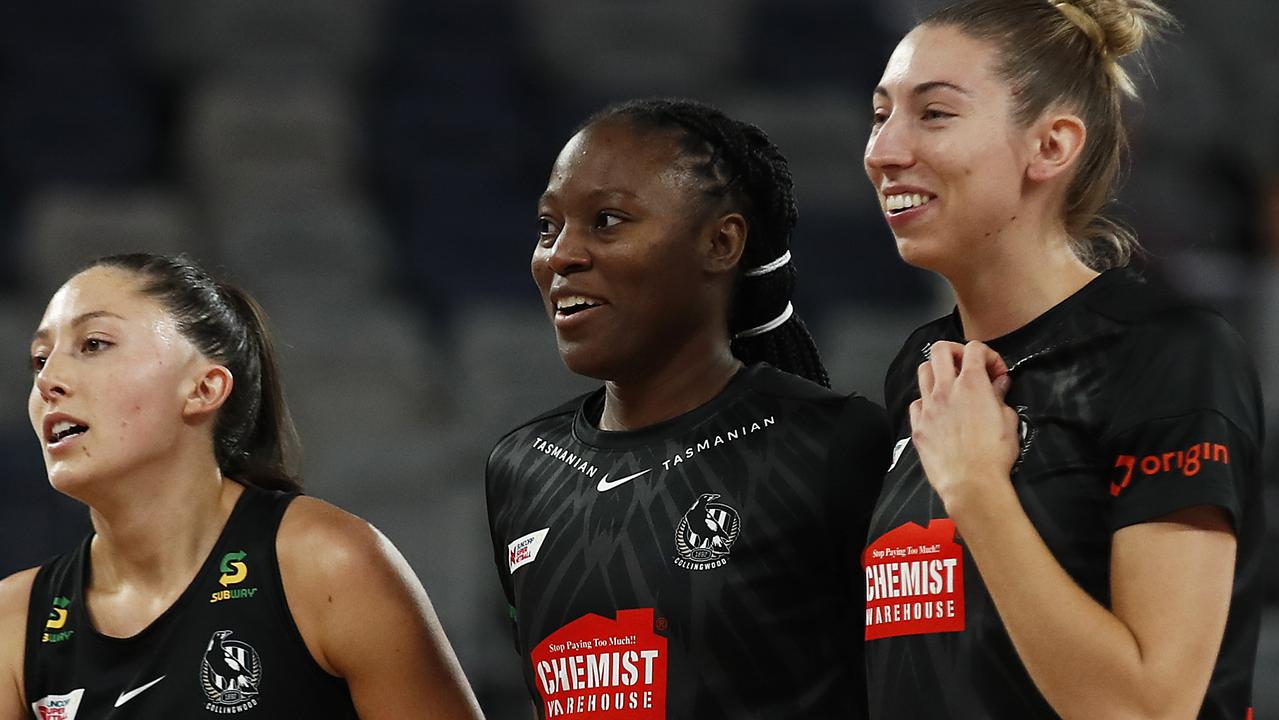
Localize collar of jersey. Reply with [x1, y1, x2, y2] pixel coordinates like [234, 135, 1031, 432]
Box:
[944, 266, 1128, 360]
[572, 363, 758, 450]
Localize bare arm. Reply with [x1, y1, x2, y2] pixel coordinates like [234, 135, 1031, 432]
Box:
[912, 341, 1233, 719]
[278, 498, 484, 719]
[0, 568, 38, 720]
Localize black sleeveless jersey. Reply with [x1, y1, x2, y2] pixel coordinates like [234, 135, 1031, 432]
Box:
[23, 485, 357, 719]
[486, 363, 892, 719]
[865, 268, 1264, 719]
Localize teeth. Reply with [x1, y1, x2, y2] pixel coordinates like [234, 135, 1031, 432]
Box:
[556, 295, 600, 311]
[884, 192, 933, 212]
[49, 420, 87, 442]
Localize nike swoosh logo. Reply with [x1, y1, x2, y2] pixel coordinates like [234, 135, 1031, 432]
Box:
[596, 468, 652, 492]
[115, 675, 165, 707]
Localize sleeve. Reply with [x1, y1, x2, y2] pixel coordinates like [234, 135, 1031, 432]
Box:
[823, 395, 890, 715]
[826, 396, 893, 558]
[1099, 309, 1263, 533]
[484, 440, 522, 653]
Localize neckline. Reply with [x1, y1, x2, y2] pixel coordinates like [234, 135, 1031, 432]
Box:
[573, 363, 759, 450]
[946, 267, 1125, 354]
[77, 483, 255, 644]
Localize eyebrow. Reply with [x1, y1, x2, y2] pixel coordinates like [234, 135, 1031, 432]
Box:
[32, 310, 127, 342]
[538, 187, 640, 208]
[874, 80, 973, 99]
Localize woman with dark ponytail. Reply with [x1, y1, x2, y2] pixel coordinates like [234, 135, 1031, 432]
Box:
[486, 98, 891, 718]
[0, 254, 483, 718]
[863, 1, 1261, 718]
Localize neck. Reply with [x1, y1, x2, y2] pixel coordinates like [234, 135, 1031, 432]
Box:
[599, 337, 743, 431]
[945, 224, 1099, 342]
[85, 450, 240, 596]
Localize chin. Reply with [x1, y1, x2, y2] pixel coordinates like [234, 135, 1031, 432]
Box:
[557, 349, 612, 382]
[894, 235, 950, 273]
[45, 464, 97, 503]
[556, 338, 630, 382]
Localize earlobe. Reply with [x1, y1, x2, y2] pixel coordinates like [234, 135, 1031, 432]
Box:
[1026, 114, 1086, 183]
[184, 365, 234, 420]
[704, 213, 748, 275]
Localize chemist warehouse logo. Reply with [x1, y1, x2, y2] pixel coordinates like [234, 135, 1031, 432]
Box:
[1111, 441, 1230, 497]
[531, 609, 668, 718]
[863, 519, 965, 640]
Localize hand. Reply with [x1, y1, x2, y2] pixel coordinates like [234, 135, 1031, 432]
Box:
[909, 341, 1020, 510]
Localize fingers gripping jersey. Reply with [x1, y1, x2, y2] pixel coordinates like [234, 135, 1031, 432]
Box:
[487, 364, 891, 719]
[866, 268, 1264, 719]
[23, 486, 357, 719]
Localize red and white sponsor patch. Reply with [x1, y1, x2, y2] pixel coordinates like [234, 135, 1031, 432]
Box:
[531, 608, 668, 719]
[31, 689, 84, 719]
[509, 527, 550, 574]
[863, 519, 965, 640]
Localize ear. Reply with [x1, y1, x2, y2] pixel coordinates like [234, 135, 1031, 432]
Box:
[701, 212, 748, 276]
[1025, 112, 1087, 184]
[183, 364, 234, 422]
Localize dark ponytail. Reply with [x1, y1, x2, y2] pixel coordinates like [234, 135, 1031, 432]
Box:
[584, 98, 831, 388]
[87, 254, 302, 492]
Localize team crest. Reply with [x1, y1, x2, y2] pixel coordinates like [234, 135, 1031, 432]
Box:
[1012, 405, 1036, 474]
[674, 493, 741, 571]
[200, 630, 262, 712]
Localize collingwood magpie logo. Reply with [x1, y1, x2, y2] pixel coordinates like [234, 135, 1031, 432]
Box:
[200, 630, 262, 712]
[674, 493, 741, 571]
[1013, 405, 1036, 474]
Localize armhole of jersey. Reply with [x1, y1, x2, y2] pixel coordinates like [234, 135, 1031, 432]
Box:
[265, 493, 343, 680]
[20, 563, 51, 709]
[22, 544, 79, 709]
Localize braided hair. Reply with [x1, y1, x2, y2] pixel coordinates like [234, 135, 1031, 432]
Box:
[582, 98, 830, 388]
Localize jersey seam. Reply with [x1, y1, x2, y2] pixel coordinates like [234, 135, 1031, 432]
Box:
[1098, 407, 1260, 452]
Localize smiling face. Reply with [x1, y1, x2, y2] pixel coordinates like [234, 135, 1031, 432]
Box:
[28, 267, 210, 496]
[865, 24, 1034, 274]
[531, 119, 731, 381]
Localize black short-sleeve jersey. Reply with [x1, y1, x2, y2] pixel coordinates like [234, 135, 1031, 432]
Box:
[23, 485, 357, 719]
[866, 268, 1263, 719]
[486, 363, 890, 719]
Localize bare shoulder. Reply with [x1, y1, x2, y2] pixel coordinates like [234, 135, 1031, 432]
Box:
[274, 495, 442, 685]
[277, 496, 402, 587]
[0, 567, 38, 648]
[0, 567, 39, 711]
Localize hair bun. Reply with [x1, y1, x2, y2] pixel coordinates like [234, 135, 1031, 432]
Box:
[1054, 0, 1174, 96]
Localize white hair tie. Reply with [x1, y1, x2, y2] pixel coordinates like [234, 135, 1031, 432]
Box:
[734, 302, 794, 339]
[743, 250, 791, 278]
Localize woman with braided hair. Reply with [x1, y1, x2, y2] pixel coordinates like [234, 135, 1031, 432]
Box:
[0, 254, 483, 718]
[486, 98, 891, 718]
[862, 1, 1262, 718]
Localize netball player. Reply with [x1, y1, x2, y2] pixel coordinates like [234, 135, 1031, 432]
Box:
[862, 1, 1262, 718]
[486, 99, 891, 718]
[0, 254, 482, 718]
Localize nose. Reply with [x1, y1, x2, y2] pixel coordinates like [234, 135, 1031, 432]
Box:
[540, 223, 591, 277]
[34, 353, 71, 402]
[864, 111, 914, 175]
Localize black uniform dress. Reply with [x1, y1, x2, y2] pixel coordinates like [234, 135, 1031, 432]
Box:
[865, 268, 1264, 719]
[487, 363, 891, 719]
[24, 484, 357, 718]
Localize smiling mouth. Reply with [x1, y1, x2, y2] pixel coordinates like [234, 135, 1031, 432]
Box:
[49, 422, 89, 445]
[885, 193, 934, 215]
[555, 296, 606, 317]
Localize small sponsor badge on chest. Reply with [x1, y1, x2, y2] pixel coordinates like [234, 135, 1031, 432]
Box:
[31, 688, 84, 719]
